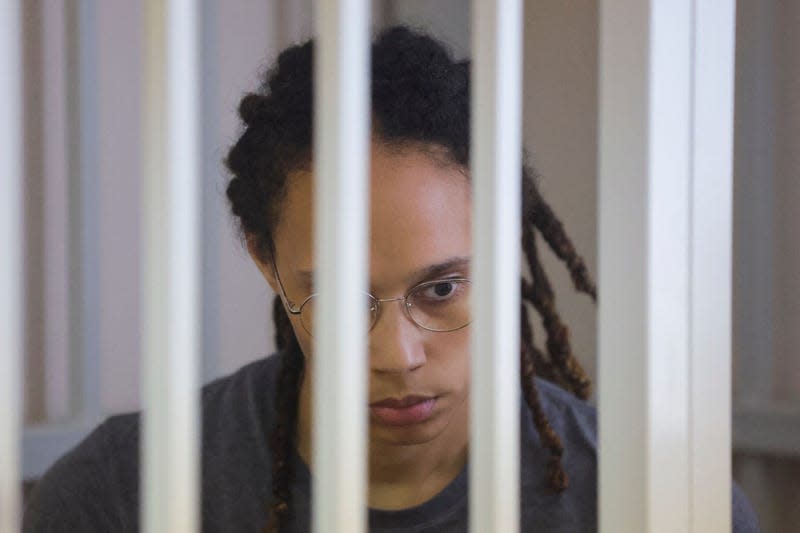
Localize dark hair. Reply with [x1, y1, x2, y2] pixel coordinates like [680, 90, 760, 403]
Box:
[226, 25, 596, 533]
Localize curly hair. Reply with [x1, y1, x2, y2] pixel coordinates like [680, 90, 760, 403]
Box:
[225, 25, 596, 533]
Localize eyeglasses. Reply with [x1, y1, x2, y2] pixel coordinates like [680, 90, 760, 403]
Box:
[272, 265, 472, 336]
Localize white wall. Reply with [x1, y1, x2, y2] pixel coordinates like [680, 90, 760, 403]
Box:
[521, 1, 598, 387]
[203, 0, 282, 382]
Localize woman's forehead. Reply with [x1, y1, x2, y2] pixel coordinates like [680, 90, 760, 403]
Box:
[273, 145, 472, 287]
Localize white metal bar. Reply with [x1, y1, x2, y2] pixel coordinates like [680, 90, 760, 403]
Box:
[470, 1, 522, 532]
[599, 0, 735, 532]
[598, 1, 691, 532]
[689, 1, 736, 531]
[142, 0, 201, 532]
[312, 1, 370, 532]
[0, 1, 23, 530]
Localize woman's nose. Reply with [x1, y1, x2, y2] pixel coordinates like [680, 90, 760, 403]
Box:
[368, 300, 426, 373]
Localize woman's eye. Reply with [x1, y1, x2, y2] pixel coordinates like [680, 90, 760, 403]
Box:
[433, 282, 454, 297]
[419, 281, 460, 301]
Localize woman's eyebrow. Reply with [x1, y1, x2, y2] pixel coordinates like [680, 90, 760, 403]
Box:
[408, 256, 471, 284]
[295, 256, 471, 287]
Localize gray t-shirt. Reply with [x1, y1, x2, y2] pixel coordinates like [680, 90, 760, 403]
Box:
[23, 353, 760, 532]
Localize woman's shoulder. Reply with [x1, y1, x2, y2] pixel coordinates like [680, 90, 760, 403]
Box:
[532, 377, 598, 451]
[525, 378, 760, 533]
[23, 353, 284, 532]
[518, 378, 598, 531]
[201, 352, 283, 416]
[22, 415, 141, 532]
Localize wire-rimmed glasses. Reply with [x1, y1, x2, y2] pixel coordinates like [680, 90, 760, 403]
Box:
[272, 265, 471, 336]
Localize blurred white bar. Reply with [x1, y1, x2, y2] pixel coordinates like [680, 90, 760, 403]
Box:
[0, 1, 23, 531]
[312, 1, 370, 532]
[690, 1, 736, 530]
[599, 1, 735, 532]
[142, 0, 201, 532]
[470, 1, 522, 532]
[598, 1, 691, 531]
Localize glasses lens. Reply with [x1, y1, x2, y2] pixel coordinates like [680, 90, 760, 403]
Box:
[299, 293, 379, 336]
[406, 279, 471, 331]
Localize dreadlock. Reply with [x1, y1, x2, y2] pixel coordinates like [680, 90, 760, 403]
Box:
[225, 25, 596, 533]
[264, 297, 304, 531]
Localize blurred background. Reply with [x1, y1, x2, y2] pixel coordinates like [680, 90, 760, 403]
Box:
[19, 1, 798, 530]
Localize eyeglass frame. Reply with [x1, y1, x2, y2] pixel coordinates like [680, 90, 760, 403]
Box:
[269, 260, 472, 335]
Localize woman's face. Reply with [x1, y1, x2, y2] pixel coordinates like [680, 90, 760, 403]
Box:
[253, 142, 472, 449]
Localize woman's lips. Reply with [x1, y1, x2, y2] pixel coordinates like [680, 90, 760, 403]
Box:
[369, 395, 437, 426]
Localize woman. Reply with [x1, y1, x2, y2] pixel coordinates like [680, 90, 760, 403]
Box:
[24, 26, 759, 532]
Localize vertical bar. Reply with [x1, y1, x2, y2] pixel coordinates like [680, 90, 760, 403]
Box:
[66, 0, 102, 420]
[599, 0, 736, 531]
[142, 0, 201, 532]
[598, 16, 653, 526]
[0, 1, 23, 530]
[470, 1, 522, 532]
[645, 3, 693, 531]
[598, 0, 691, 531]
[312, 1, 370, 532]
[689, 1, 736, 531]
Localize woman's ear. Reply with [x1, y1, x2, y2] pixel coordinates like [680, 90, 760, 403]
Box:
[246, 235, 279, 294]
